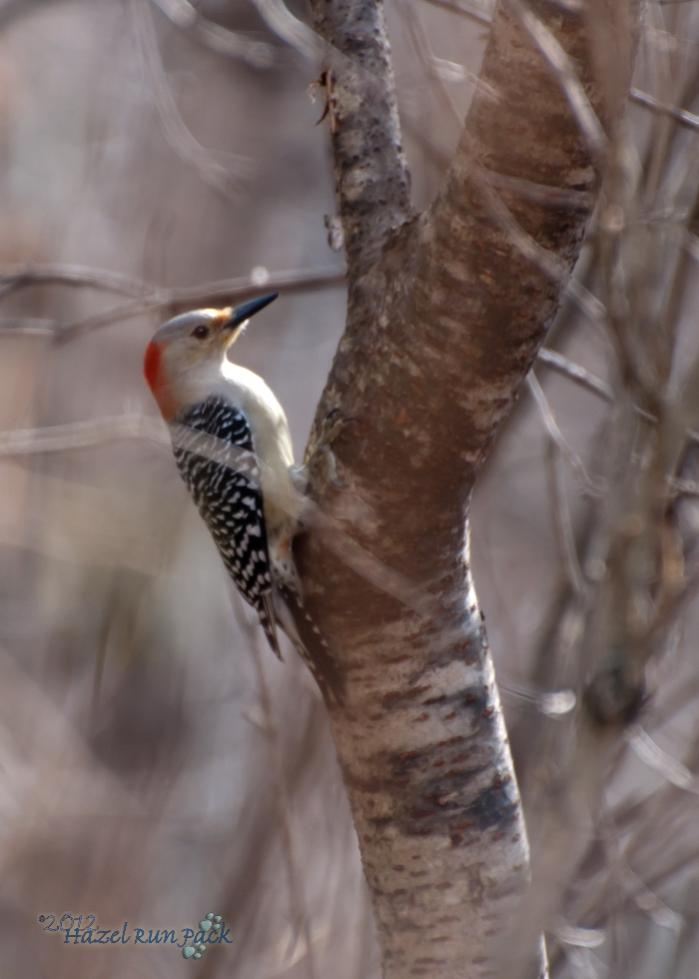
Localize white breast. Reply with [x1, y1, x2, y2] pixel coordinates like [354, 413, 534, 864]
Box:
[220, 361, 301, 536]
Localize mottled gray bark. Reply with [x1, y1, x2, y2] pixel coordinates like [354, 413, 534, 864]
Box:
[294, 2, 630, 977]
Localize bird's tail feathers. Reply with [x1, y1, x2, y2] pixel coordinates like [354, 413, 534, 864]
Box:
[274, 586, 345, 704]
[259, 594, 283, 661]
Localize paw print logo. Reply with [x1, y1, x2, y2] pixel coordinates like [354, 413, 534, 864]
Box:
[182, 941, 206, 960]
[181, 913, 224, 961]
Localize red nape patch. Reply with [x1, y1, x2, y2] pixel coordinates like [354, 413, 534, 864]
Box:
[143, 339, 177, 419]
[143, 340, 161, 392]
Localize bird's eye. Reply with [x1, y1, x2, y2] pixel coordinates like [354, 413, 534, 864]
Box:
[192, 324, 209, 340]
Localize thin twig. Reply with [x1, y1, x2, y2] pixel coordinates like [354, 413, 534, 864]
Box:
[544, 433, 588, 598]
[251, 0, 321, 61]
[537, 348, 613, 401]
[242, 620, 319, 979]
[0, 264, 156, 300]
[506, 0, 607, 158]
[479, 168, 594, 210]
[148, 0, 275, 68]
[0, 266, 345, 339]
[0, 415, 167, 456]
[417, 0, 493, 28]
[628, 726, 699, 794]
[527, 372, 599, 491]
[630, 87, 699, 134]
[133, 0, 250, 199]
[537, 348, 699, 449]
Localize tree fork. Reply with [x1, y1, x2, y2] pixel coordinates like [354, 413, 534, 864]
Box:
[296, 2, 632, 976]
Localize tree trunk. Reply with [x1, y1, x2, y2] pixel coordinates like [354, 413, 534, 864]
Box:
[295, 2, 632, 976]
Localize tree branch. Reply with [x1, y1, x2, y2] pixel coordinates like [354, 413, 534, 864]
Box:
[306, 0, 412, 267]
[0, 266, 344, 339]
[148, 0, 276, 69]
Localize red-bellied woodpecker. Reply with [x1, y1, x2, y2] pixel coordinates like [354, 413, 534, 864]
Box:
[143, 293, 343, 701]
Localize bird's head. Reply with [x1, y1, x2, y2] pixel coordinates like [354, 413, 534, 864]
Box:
[143, 292, 278, 419]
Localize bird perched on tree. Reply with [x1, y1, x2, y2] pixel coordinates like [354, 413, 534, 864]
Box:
[143, 293, 342, 701]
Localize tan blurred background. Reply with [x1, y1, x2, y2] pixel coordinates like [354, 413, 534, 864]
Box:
[0, 2, 698, 977]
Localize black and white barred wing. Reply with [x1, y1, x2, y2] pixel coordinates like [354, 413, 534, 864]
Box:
[171, 395, 281, 658]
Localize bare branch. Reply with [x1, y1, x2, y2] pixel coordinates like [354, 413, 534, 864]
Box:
[148, 0, 276, 68]
[0, 266, 345, 339]
[0, 416, 167, 456]
[132, 0, 250, 198]
[630, 86, 699, 134]
[629, 726, 699, 794]
[506, 0, 606, 157]
[240, 614, 319, 979]
[0, 264, 156, 300]
[308, 0, 412, 267]
[479, 167, 595, 210]
[251, 0, 322, 61]
[418, 0, 493, 27]
[537, 347, 614, 402]
[527, 372, 596, 491]
[537, 348, 699, 449]
[543, 431, 588, 598]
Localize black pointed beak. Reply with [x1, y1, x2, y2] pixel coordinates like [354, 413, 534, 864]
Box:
[225, 292, 279, 329]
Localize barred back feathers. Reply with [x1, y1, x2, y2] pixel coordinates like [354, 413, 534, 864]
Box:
[173, 395, 280, 658]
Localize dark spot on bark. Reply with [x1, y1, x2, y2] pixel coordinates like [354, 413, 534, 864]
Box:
[450, 819, 475, 832]
[382, 653, 413, 666]
[394, 750, 422, 770]
[422, 693, 448, 706]
[463, 685, 488, 711]
[390, 917, 422, 933]
[466, 781, 518, 831]
[367, 815, 393, 828]
[420, 685, 490, 722]
[426, 763, 489, 803]
[345, 770, 388, 793]
[437, 735, 468, 748]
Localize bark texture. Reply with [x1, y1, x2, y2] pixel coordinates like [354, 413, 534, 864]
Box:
[295, 2, 627, 977]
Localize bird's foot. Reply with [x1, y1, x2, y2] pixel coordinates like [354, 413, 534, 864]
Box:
[314, 407, 355, 489]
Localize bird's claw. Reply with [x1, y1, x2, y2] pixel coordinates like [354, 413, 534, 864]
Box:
[317, 408, 357, 489]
